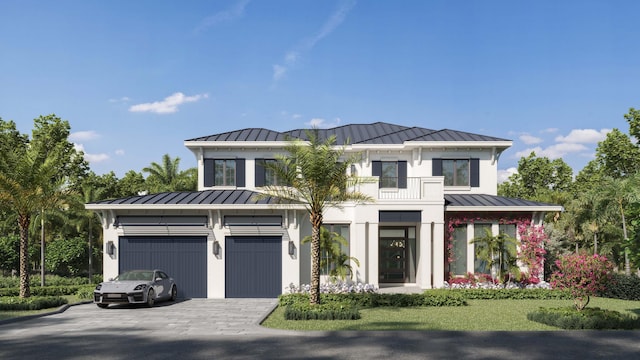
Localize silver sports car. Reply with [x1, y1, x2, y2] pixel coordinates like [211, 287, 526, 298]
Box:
[94, 269, 177, 308]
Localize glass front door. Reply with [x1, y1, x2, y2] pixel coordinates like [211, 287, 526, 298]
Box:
[379, 227, 415, 283]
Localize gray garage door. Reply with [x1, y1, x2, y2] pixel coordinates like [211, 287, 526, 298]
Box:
[119, 236, 207, 298]
[225, 236, 282, 298]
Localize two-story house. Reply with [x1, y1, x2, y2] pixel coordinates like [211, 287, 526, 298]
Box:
[86, 122, 562, 298]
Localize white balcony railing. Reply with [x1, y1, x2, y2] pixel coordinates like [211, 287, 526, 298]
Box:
[357, 177, 445, 202]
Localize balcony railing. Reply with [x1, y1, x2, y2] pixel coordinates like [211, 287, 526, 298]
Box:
[357, 177, 445, 202]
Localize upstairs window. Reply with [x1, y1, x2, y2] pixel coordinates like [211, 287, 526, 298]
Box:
[372, 160, 407, 189]
[442, 159, 469, 187]
[204, 158, 245, 187]
[255, 159, 285, 186]
[432, 158, 479, 188]
[215, 159, 236, 186]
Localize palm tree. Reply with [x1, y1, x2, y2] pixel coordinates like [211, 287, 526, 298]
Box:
[470, 228, 519, 283]
[257, 129, 374, 305]
[302, 226, 360, 281]
[143, 154, 197, 192]
[0, 151, 62, 297]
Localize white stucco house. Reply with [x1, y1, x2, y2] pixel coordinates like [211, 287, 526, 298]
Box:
[86, 122, 561, 298]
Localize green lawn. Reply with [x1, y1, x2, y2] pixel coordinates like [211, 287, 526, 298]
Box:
[0, 295, 84, 321]
[261, 297, 640, 331]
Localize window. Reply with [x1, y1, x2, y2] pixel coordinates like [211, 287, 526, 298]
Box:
[214, 159, 236, 186]
[451, 225, 467, 276]
[381, 162, 398, 188]
[442, 159, 469, 186]
[315, 224, 350, 276]
[204, 158, 245, 187]
[473, 224, 492, 274]
[372, 160, 407, 189]
[255, 159, 285, 186]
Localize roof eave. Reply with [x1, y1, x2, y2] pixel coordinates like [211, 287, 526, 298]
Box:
[84, 204, 307, 211]
[446, 205, 564, 212]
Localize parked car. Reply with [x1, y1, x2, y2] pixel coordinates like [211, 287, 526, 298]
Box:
[94, 269, 177, 308]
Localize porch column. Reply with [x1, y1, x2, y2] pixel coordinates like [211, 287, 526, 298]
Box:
[416, 221, 432, 288]
[432, 221, 446, 288]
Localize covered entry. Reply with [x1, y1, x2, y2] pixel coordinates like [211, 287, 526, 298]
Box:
[225, 236, 282, 298]
[119, 236, 208, 298]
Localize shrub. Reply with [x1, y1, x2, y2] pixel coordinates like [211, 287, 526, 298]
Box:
[284, 302, 361, 320]
[279, 292, 467, 309]
[0, 285, 87, 297]
[0, 296, 68, 311]
[75, 285, 96, 300]
[598, 273, 640, 301]
[527, 307, 640, 330]
[437, 288, 572, 300]
[550, 254, 613, 311]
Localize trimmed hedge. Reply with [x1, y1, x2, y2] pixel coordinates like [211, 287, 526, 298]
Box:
[0, 285, 89, 297]
[435, 288, 573, 300]
[285, 302, 361, 320]
[599, 274, 640, 301]
[0, 296, 68, 311]
[279, 292, 467, 308]
[527, 307, 640, 330]
[0, 275, 100, 288]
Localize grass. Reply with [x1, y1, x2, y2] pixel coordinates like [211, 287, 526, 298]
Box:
[261, 297, 640, 331]
[0, 295, 85, 321]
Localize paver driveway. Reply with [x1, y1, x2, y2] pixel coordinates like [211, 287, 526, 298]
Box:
[0, 298, 278, 337]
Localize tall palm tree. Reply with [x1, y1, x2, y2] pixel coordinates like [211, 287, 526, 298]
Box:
[257, 129, 374, 305]
[0, 151, 62, 297]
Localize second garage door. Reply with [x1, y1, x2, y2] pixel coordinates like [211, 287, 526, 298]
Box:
[225, 236, 282, 298]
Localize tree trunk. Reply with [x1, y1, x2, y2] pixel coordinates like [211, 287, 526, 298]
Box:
[593, 233, 597, 255]
[620, 202, 631, 276]
[19, 214, 31, 298]
[41, 210, 45, 287]
[88, 216, 93, 282]
[309, 212, 322, 305]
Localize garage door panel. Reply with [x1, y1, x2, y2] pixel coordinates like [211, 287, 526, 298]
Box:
[120, 236, 207, 298]
[226, 236, 281, 298]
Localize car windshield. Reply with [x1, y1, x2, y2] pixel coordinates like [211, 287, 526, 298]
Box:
[116, 271, 154, 281]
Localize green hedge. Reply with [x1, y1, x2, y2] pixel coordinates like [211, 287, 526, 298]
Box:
[599, 274, 640, 301]
[0, 296, 68, 311]
[279, 292, 467, 308]
[0, 285, 90, 297]
[527, 307, 640, 330]
[434, 288, 573, 300]
[284, 302, 361, 320]
[0, 275, 100, 288]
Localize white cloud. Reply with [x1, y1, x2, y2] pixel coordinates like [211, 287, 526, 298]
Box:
[74, 144, 109, 164]
[515, 143, 588, 159]
[497, 167, 517, 184]
[272, 0, 356, 82]
[115, 149, 125, 156]
[519, 134, 542, 145]
[129, 92, 208, 114]
[195, 0, 249, 33]
[540, 128, 559, 134]
[108, 96, 130, 103]
[555, 129, 611, 144]
[69, 130, 99, 142]
[306, 117, 342, 128]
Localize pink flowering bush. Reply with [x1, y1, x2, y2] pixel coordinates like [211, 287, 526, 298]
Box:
[550, 254, 613, 311]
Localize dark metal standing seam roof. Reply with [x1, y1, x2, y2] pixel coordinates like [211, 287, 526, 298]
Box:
[185, 122, 510, 145]
[89, 190, 284, 206]
[444, 194, 561, 208]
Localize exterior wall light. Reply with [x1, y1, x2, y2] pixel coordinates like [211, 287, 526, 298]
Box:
[213, 241, 221, 256]
[106, 241, 115, 256]
[288, 241, 295, 255]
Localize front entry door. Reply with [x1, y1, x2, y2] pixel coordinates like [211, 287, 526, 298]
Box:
[379, 227, 412, 283]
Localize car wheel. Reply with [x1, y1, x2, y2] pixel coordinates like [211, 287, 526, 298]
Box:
[170, 285, 177, 302]
[146, 288, 155, 308]
[96, 303, 108, 309]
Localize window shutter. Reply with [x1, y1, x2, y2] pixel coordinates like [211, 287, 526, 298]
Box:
[470, 158, 480, 187]
[236, 158, 246, 187]
[255, 159, 265, 187]
[204, 159, 214, 187]
[398, 161, 407, 189]
[372, 161, 382, 189]
[432, 158, 442, 176]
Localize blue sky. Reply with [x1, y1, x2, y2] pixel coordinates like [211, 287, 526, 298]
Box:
[1, 0, 639, 182]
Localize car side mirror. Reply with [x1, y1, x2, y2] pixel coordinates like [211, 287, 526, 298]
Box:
[155, 277, 162, 282]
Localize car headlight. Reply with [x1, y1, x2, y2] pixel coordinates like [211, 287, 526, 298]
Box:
[95, 284, 102, 291]
[134, 284, 147, 291]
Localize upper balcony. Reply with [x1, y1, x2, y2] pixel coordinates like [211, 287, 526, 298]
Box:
[356, 176, 445, 203]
